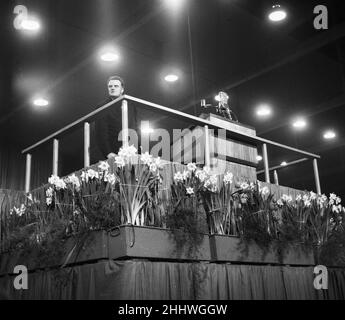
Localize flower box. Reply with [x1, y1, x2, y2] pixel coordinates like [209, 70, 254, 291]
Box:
[209, 234, 315, 265]
[0, 231, 109, 276]
[0, 225, 211, 275]
[107, 225, 211, 261]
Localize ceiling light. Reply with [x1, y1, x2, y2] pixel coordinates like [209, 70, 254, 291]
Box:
[141, 121, 154, 134]
[164, 0, 185, 10]
[292, 117, 307, 129]
[164, 74, 179, 82]
[256, 155, 263, 161]
[268, 5, 287, 22]
[33, 98, 49, 106]
[256, 104, 272, 117]
[323, 130, 336, 140]
[280, 161, 287, 166]
[100, 52, 119, 62]
[21, 18, 40, 31]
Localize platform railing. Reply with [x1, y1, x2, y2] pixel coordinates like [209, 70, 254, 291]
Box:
[21, 95, 321, 194]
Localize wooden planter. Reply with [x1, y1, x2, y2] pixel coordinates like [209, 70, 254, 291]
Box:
[209, 234, 315, 265]
[0, 227, 318, 277]
[0, 225, 211, 276]
[107, 225, 211, 261]
[0, 230, 109, 276]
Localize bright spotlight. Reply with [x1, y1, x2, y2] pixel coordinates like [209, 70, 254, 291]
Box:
[256, 104, 272, 117]
[164, 0, 185, 10]
[100, 51, 119, 62]
[21, 18, 40, 31]
[292, 117, 307, 129]
[256, 155, 263, 162]
[164, 74, 179, 82]
[323, 130, 336, 140]
[268, 5, 287, 22]
[33, 98, 49, 107]
[280, 161, 287, 166]
[141, 121, 154, 134]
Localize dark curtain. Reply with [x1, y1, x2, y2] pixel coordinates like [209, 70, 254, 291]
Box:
[0, 260, 344, 300]
[0, 143, 25, 191]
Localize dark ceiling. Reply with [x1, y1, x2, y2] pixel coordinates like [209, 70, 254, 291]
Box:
[1, 0, 345, 196]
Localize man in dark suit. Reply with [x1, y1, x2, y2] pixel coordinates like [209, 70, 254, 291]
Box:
[91, 76, 138, 164]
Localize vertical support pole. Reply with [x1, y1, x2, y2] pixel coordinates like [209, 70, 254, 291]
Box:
[25, 153, 32, 193]
[53, 139, 59, 176]
[273, 170, 279, 185]
[121, 99, 129, 148]
[84, 122, 90, 167]
[262, 143, 270, 183]
[313, 158, 321, 194]
[204, 125, 211, 168]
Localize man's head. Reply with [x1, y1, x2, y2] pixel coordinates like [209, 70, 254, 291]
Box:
[107, 76, 124, 98]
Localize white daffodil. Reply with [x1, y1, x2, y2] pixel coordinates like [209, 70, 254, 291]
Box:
[98, 161, 110, 172]
[105, 173, 117, 185]
[281, 194, 292, 203]
[66, 173, 81, 189]
[186, 187, 194, 195]
[118, 145, 137, 158]
[80, 171, 88, 182]
[309, 191, 317, 200]
[304, 199, 312, 207]
[260, 186, 269, 196]
[223, 172, 233, 185]
[46, 187, 54, 198]
[187, 162, 197, 172]
[154, 157, 163, 169]
[209, 175, 218, 185]
[149, 163, 158, 173]
[195, 169, 208, 183]
[48, 175, 66, 190]
[182, 170, 190, 181]
[140, 152, 152, 165]
[329, 193, 337, 205]
[87, 169, 98, 179]
[203, 166, 211, 175]
[115, 156, 126, 168]
[204, 175, 218, 192]
[240, 182, 249, 190]
[276, 199, 283, 207]
[46, 197, 52, 206]
[48, 174, 59, 185]
[174, 172, 184, 183]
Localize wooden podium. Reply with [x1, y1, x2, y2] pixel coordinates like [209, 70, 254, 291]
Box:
[171, 113, 258, 181]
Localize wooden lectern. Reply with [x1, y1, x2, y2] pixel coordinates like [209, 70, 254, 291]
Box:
[171, 113, 258, 181]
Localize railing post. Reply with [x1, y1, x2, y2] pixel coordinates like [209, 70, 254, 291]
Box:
[84, 122, 90, 167]
[52, 139, 59, 176]
[25, 153, 32, 193]
[273, 170, 279, 185]
[313, 158, 321, 194]
[121, 99, 129, 148]
[262, 143, 270, 183]
[204, 125, 211, 168]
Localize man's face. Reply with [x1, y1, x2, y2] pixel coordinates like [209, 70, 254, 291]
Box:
[108, 79, 123, 97]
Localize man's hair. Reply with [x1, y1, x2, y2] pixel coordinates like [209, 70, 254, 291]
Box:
[107, 76, 125, 88]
